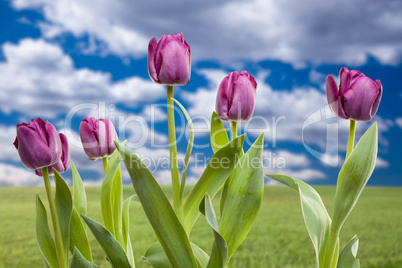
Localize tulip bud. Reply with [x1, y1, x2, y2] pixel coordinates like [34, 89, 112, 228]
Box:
[14, 118, 62, 170]
[35, 133, 70, 176]
[326, 67, 382, 121]
[148, 33, 191, 85]
[215, 71, 257, 122]
[79, 117, 119, 161]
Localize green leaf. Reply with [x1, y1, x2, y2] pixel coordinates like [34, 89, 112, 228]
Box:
[126, 235, 135, 268]
[143, 242, 175, 268]
[71, 161, 87, 216]
[268, 174, 331, 267]
[112, 162, 124, 247]
[82, 215, 132, 268]
[143, 242, 209, 268]
[210, 111, 229, 154]
[332, 122, 378, 232]
[100, 151, 121, 235]
[183, 135, 245, 233]
[70, 207, 93, 262]
[115, 141, 198, 268]
[173, 98, 194, 201]
[53, 169, 73, 267]
[199, 194, 228, 268]
[219, 133, 264, 261]
[123, 195, 136, 267]
[35, 195, 59, 268]
[71, 248, 99, 268]
[337, 235, 360, 268]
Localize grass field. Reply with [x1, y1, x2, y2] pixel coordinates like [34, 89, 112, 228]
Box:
[0, 185, 401, 268]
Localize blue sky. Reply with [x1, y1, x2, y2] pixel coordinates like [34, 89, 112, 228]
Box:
[0, 0, 401, 186]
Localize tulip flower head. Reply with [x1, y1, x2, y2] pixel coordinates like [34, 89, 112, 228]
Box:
[326, 67, 382, 121]
[35, 133, 70, 176]
[148, 33, 191, 85]
[14, 118, 62, 170]
[215, 70, 257, 122]
[80, 117, 119, 161]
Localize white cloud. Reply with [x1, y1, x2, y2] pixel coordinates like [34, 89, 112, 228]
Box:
[269, 150, 310, 168]
[141, 106, 167, 123]
[376, 157, 390, 169]
[320, 154, 343, 167]
[0, 163, 43, 186]
[395, 118, 402, 129]
[13, 0, 149, 58]
[0, 38, 165, 118]
[0, 125, 20, 162]
[12, 0, 402, 65]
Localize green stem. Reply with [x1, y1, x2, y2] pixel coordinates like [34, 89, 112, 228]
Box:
[230, 121, 238, 141]
[346, 120, 356, 159]
[102, 157, 109, 174]
[42, 167, 66, 268]
[323, 228, 339, 268]
[166, 85, 183, 223]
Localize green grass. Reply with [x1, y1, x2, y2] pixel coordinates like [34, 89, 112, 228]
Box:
[0, 185, 401, 267]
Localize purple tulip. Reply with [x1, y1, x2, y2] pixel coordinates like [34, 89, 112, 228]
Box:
[215, 71, 257, 122]
[79, 117, 119, 161]
[326, 67, 382, 121]
[13, 118, 62, 170]
[35, 133, 70, 176]
[148, 33, 191, 85]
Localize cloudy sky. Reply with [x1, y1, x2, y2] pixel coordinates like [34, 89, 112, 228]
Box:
[1, 0, 401, 186]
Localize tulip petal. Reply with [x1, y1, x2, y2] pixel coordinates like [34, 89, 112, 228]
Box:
[147, 37, 159, 83]
[228, 74, 256, 121]
[80, 117, 118, 160]
[35, 133, 70, 176]
[326, 75, 347, 119]
[226, 71, 239, 109]
[158, 38, 191, 85]
[80, 120, 100, 160]
[45, 120, 62, 166]
[154, 35, 167, 79]
[100, 119, 118, 155]
[96, 119, 108, 159]
[370, 80, 383, 118]
[343, 77, 380, 121]
[339, 68, 364, 96]
[30, 118, 48, 145]
[215, 75, 230, 121]
[17, 125, 53, 170]
[59, 133, 70, 172]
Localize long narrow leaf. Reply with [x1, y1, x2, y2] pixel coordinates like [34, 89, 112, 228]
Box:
[54, 170, 73, 268]
[210, 111, 229, 154]
[35, 195, 59, 268]
[100, 151, 120, 234]
[143, 242, 209, 268]
[115, 141, 198, 268]
[219, 133, 264, 261]
[82, 215, 131, 268]
[332, 122, 378, 232]
[71, 248, 99, 268]
[268, 174, 331, 267]
[337, 235, 360, 268]
[70, 207, 93, 261]
[112, 163, 124, 246]
[183, 135, 245, 233]
[200, 194, 228, 268]
[122, 195, 136, 267]
[71, 161, 87, 216]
